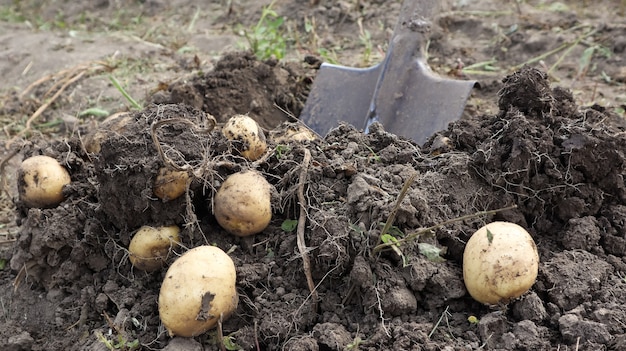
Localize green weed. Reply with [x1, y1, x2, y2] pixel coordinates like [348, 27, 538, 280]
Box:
[317, 47, 339, 64]
[346, 336, 363, 350]
[281, 219, 298, 232]
[275, 144, 291, 159]
[79, 107, 110, 118]
[468, 315, 480, 324]
[108, 75, 142, 110]
[223, 334, 242, 351]
[240, 0, 287, 60]
[95, 330, 139, 351]
[302, 16, 340, 64]
[0, 6, 26, 23]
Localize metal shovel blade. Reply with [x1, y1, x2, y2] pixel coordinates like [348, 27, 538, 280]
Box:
[300, 0, 476, 145]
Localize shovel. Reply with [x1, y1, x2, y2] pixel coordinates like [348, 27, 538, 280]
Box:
[300, 0, 476, 145]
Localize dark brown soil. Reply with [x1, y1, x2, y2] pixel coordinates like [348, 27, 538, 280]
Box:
[151, 51, 313, 129]
[2, 1, 626, 351]
[4, 52, 626, 351]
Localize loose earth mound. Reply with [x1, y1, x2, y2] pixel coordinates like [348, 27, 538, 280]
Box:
[3, 54, 626, 351]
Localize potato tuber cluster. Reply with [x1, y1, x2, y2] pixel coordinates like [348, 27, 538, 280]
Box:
[17, 113, 290, 339]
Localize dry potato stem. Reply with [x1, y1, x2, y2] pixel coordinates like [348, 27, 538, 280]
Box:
[296, 148, 318, 312]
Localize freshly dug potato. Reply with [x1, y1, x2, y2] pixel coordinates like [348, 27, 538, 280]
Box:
[270, 122, 318, 144]
[214, 170, 272, 237]
[158, 245, 238, 337]
[463, 221, 539, 305]
[128, 225, 180, 272]
[222, 114, 267, 161]
[83, 112, 132, 153]
[18, 155, 71, 208]
[153, 168, 189, 201]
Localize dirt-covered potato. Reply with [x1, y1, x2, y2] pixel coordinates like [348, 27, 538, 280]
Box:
[128, 225, 180, 272]
[222, 114, 267, 161]
[153, 168, 189, 201]
[83, 112, 132, 154]
[18, 155, 71, 208]
[270, 122, 317, 144]
[158, 245, 238, 337]
[463, 221, 539, 305]
[213, 170, 272, 237]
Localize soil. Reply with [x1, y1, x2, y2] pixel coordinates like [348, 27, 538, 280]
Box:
[1, 1, 626, 351]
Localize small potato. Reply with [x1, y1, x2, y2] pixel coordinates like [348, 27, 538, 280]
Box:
[153, 168, 189, 201]
[222, 114, 267, 161]
[463, 221, 539, 305]
[18, 155, 71, 208]
[158, 245, 238, 337]
[270, 122, 318, 144]
[128, 225, 180, 272]
[214, 170, 272, 237]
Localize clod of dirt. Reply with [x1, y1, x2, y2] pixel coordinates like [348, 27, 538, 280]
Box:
[94, 103, 214, 230]
[541, 250, 613, 311]
[558, 314, 612, 345]
[510, 291, 549, 322]
[497, 66, 553, 116]
[152, 51, 312, 129]
[312, 323, 352, 351]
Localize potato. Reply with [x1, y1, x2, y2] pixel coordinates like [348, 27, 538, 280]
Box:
[18, 155, 71, 208]
[463, 221, 539, 305]
[214, 170, 272, 237]
[153, 168, 189, 201]
[222, 114, 267, 161]
[128, 225, 180, 272]
[83, 112, 132, 153]
[270, 122, 317, 144]
[158, 245, 238, 337]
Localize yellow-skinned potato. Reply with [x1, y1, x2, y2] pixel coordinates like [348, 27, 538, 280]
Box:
[153, 168, 189, 201]
[270, 122, 318, 144]
[128, 225, 180, 272]
[159, 245, 238, 337]
[222, 114, 267, 161]
[18, 155, 71, 208]
[463, 221, 539, 305]
[214, 170, 272, 237]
